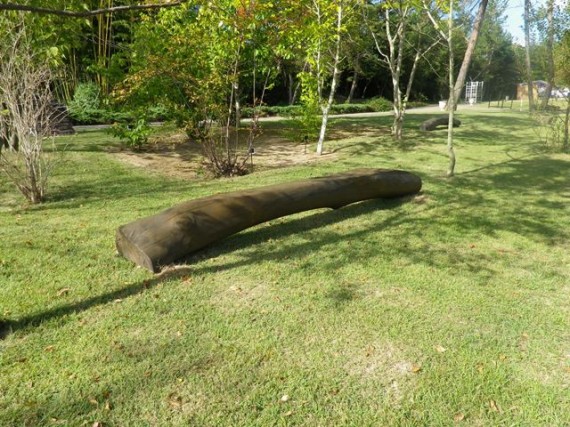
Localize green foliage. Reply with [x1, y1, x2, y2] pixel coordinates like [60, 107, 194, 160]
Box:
[240, 101, 404, 119]
[296, 71, 322, 141]
[330, 104, 374, 114]
[108, 118, 152, 151]
[67, 82, 106, 124]
[366, 96, 394, 112]
[530, 100, 569, 149]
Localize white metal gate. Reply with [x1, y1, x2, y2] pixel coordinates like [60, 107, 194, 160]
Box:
[465, 81, 484, 104]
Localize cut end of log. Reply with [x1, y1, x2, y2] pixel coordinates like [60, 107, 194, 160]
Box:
[116, 226, 159, 273]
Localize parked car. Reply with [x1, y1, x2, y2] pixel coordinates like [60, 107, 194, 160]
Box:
[551, 88, 570, 98]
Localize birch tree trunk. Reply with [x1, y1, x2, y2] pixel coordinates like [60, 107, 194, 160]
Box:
[316, 2, 344, 156]
[540, 0, 555, 109]
[390, 11, 407, 140]
[447, 0, 456, 177]
[562, 95, 570, 152]
[524, 0, 535, 111]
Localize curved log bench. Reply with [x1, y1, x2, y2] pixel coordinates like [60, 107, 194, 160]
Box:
[419, 116, 461, 131]
[116, 168, 422, 272]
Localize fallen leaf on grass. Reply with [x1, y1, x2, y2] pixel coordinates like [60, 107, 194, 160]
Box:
[453, 412, 465, 422]
[411, 364, 422, 373]
[489, 400, 501, 413]
[88, 398, 98, 406]
[44, 345, 55, 352]
[280, 394, 289, 402]
[435, 345, 447, 353]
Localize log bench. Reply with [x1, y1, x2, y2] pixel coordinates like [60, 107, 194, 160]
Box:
[116, 168, 422, 272]
[419, 116, 461, 131]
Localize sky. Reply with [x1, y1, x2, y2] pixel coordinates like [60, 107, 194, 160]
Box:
[504, 0, 525, 44]
[503, 0, 567, 44]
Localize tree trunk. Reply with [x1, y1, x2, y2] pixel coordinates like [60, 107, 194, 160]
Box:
[346, 70, 358, 103]
[540, 0, 555, 109]
[316, 3, 343, 156]
[562, 94, 570, 151]
[316, 104, 331, 156]
[392, 112, 404, 140]
[524, 0, 535, 111]
[287, 73, 294, 105]
[116, 168, 423, 272]
[450, 0, 488, 108]
[447, 0, 456, 177]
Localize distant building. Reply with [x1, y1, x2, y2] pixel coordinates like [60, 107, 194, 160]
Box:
[516, 80, 548, 100]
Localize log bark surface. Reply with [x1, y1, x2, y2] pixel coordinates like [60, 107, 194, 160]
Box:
[420, 116, 461, 131]
[116, 168, 422, 272]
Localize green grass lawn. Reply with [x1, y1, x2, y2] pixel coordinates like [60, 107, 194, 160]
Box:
[1, 107, 569, 426]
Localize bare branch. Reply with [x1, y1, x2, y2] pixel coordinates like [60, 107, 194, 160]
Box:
[0, 1, 188, 18]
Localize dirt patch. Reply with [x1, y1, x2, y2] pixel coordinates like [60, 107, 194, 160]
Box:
[110, 129, 337, 179]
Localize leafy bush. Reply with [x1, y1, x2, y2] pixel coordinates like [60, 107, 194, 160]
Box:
[67, 82, 107, 124]
[365, 97, 393, 112]
[146, 103, 172, 121]
[68, 82, 156, 125]
[108, 118, 152, 151]
[330, 104, 374, 114]
[241, 105, 302, 118]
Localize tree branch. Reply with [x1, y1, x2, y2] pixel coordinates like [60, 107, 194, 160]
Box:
[0, 1, 188, 17]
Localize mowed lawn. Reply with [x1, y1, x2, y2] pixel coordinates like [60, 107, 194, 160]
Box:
[1, 107, 569, 426]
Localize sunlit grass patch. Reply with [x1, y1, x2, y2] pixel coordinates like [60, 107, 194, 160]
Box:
[1, 108, 569, 426]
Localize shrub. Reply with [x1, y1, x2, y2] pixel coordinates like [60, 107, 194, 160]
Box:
[330, 104, 374, 114]
[365, 97, 393, 112]
[67, 82, 107, 124]
[146, 103, 172, 121]
[241, 105, 302, 118]
[108, 118, 152, 151]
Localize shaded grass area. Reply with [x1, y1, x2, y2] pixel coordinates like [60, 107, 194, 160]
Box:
[0, 108, 569, 426]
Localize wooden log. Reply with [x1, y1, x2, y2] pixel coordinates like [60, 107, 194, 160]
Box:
[116, 168, 422, 272]
[419, 116, 461, 131]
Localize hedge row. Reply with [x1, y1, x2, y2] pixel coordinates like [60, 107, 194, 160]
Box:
[241, 97, 400, 118]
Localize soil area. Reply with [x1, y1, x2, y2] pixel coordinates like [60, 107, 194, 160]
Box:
[110, 127, 336, 179]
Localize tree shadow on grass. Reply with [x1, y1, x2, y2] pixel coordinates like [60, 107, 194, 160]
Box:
[0, 196, 413, 339]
